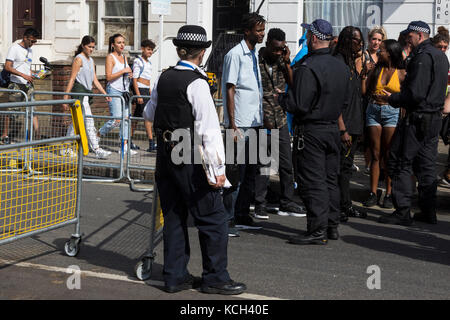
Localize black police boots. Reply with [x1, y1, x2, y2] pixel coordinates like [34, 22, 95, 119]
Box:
[288, 228, 328, 245]
[413, 211, 437, 224]
[378, 210, 413, 226]
[201, 280, 247, 295]
[327, 227, 339, 240]
[164, 274, 202, 293]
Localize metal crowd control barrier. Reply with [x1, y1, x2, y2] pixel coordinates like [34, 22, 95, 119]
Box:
[31, 91, 127, 182]
[0, 88, 30, 146]
[0, 99, 88, 257]
[135, 182, 163, 280]
[127, 95, 156, 192]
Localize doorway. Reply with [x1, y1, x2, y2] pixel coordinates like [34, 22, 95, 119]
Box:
[212, 0, 250, 44]
[13, 0, 42, 41]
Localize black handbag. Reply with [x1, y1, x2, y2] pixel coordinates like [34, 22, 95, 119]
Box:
[440, 114, 449, 145]
[122, 55, 132, 105]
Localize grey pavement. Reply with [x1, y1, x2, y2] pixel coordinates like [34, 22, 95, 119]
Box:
[0, 146, 449, 300]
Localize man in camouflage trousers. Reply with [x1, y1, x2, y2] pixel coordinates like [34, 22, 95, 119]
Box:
[253, 28, 306, 219]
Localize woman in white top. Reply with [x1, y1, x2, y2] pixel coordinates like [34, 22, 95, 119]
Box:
[63, 35, 111, 159]
[99, 34, 136, 155]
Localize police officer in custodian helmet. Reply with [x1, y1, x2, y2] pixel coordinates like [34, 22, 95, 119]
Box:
[143, 25, 246, 295]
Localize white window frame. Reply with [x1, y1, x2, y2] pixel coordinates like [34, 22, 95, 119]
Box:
[92, 0, 145, 51]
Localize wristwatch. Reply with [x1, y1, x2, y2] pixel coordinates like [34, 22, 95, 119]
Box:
[340, 130, 347, 136]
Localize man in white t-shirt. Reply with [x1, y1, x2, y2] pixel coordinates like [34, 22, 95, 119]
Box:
[2, 28, 39, 144]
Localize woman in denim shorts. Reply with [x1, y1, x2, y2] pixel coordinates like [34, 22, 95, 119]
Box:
[361, 39, 406, 208]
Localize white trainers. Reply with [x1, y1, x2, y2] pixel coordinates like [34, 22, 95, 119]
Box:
[95, 148, 111, 159]
[60, 148, 76, 158]
[278, 203, 307, 217]
[119, 144, 138, 156]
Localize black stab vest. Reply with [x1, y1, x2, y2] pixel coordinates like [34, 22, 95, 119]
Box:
[154, 67, 205, 131]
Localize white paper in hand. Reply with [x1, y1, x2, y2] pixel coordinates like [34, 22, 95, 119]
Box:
[198, 145, 231, 188]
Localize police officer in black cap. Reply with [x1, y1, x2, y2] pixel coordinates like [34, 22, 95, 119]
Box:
[375, 21, 449, 225]
[279, 19, 351, 244]
[143, 25, 246, 295]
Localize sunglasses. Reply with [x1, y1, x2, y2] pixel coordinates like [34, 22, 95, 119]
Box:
[437, 45, 448, 50]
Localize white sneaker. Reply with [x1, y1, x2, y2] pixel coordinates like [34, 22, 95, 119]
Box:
[95, 148, 111, 159]
[119, 144, 138, 156]
[278, 203, 307, 217]
[60, 148, 76, 158]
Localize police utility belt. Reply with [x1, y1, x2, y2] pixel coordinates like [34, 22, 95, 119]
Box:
[404, 111, 440, 138]
[293, 121, 338, 151]
[156, 128, 194, 153]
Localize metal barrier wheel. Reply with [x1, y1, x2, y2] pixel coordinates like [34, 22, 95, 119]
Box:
[135, 255, 154, 281]
[64, 236, 82, 257]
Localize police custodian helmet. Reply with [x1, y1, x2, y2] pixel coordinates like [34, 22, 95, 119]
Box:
[173, 25, 212, 48]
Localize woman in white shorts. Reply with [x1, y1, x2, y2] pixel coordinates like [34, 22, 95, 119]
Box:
[63, 35, 112, 159]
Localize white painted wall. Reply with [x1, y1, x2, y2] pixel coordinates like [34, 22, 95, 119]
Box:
[1, 0, 448, 74]
[255, 0, 303, 59]
[382, 0, 436, 39]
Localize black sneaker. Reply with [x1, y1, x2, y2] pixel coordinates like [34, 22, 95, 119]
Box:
[1, 136, 10, 145]
[279, 203, 306, 217]
[130, 142, 140, 150]
[235, 215, 262, 230]
[382, 194, 394, 209]
[228, 220, 240, 237]
[346, 207, 367, 219]
[339, 211, 349, 223]
[146, 139, 157, 152]
[363, 192, 378, 207]
[251, 205, 269, 220]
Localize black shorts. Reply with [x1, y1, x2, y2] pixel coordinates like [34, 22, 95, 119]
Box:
[133, 88, 151, 118]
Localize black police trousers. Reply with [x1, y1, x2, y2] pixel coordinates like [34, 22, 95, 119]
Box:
[339, 135, 359, 211]
[155, 137, 231, 287]
[388, 113, 442, 217]
[295, 125, 341, 232]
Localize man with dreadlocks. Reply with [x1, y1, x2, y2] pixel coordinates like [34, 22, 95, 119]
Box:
[332, 26, 367, 222]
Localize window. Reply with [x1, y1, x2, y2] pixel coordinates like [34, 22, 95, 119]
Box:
[87, 0, 150, 51]
[304, 0, 383, 40]
[87, 1, 98, 42]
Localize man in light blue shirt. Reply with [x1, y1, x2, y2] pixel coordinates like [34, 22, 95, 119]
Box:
[222, 38, 264, 128]
[222, 12, 265, 234]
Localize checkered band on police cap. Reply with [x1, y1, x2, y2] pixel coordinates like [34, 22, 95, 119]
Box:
[402, 21, 431, 35]
[173, 25, 212, 48]
[310, 24, 331, 40]
[177, 32, 208, 43]
[302, 19, 333, 41]
[408, 25, 430, 34]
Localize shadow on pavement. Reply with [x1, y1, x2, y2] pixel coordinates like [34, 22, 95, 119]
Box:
[342, 220, 450, 266]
